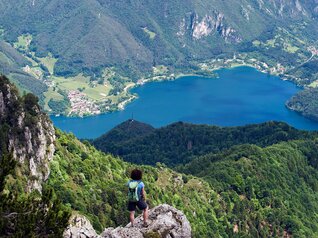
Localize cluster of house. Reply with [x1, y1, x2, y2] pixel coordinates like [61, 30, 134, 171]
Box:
[308, 46, 318, 56]
[68, 90, 101, 117]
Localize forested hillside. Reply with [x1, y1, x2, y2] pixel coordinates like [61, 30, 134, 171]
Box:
[1, 77, 318, 237]
[0, 0, 318, 115]
[92, 120, 317, 166]
[179, 141, 318, 237]
[92, 119, 318, 237]
[51, 128, 318, 237]
[0, 0, 317, 77]
[286, 87, 318, 121]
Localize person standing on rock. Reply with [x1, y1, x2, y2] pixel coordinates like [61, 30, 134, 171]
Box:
[127, 169, 149, 227]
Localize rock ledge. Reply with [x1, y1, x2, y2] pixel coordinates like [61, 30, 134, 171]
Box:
[64, 204, 192, 238]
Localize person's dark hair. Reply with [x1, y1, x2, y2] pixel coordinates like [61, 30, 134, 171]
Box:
[131, 169, 142, 180]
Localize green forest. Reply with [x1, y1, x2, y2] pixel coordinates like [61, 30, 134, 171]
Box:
[92, 120, 317, 166]
[92, 119, 318, 237]
[286, 87, 318, 121]
[1, 77, 318, 237]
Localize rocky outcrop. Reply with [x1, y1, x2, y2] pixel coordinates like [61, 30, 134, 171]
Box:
[64, 204, 192, 238]
[256, 0, 311, 17]
[178, 12, 241, 43]
[0, 76, 55, 192]
[63, 215, 98, 238]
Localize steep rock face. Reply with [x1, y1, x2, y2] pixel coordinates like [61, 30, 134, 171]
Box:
[0, 76, 55, 192]
[256, 0, 306, 17]
[177, 12, 241, 43]
[64, 204, 192, 238]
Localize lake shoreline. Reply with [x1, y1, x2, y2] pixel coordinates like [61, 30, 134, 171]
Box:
[53, 63, 265, 119]
[52, 50, 313, 119]
[52, 67, 318, 139]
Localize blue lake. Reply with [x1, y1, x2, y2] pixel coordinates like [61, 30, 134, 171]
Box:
[51, 66, 318, 138]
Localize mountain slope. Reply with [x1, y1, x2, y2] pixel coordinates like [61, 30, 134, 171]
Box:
[1, 0, 317, 76]
[92, 120, 318, 237]
[0, 75, 70, 236]
[179, 141, 318, 237]
[50, 130, 222, 237]
[1, 77, 318, 237]
[1, 0, 318, 115]
[92, 120, 317, 166]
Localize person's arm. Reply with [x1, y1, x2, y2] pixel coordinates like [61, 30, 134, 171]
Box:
[141, 187, 147, 201]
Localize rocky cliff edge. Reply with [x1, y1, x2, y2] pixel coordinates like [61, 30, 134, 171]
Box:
[64, 204, 192, 238]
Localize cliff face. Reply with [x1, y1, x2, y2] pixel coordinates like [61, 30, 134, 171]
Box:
[0, 75, 55, 192]
[181, 12, 242, 43]
[64, 204, 192, 238]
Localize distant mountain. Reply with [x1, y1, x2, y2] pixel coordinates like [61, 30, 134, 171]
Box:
[0, 1, 318, 116]
[94, 119, 155, 144]
[92, 120, 317, 166]
[1, 0, 317, 77]
[286, 86, 318, 121]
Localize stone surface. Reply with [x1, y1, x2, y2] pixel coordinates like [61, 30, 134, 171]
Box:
[64, 204, 192, 238]
[64, 215, 98, 238]
[176, 12, 241, 43]
[0, 78, 55, 192]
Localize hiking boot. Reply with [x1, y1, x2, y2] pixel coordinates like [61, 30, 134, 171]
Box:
[143, 221, 150, 228]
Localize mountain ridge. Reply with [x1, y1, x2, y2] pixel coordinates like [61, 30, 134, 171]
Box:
[92, 119, 317, 166]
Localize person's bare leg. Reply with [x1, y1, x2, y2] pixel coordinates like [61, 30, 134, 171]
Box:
[130, 211, 135, 226]
[143, 207, 148, 225]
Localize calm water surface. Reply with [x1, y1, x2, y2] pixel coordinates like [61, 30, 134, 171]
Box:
[52, 67, 318, 138]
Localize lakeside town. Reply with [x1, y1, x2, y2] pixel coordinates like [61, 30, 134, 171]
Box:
[58, 46, 318, 117]
[67, 90, 101, 117]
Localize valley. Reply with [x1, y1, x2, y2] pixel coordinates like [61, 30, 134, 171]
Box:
[1, 1, 318, 237]
[0, 0, 318, 118]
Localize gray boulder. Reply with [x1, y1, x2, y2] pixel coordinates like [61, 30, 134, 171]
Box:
[64, 204, 192, 238]
[64, 215, 98, 238]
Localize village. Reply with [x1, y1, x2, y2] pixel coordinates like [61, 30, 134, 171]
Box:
[67, 90, 101, 117]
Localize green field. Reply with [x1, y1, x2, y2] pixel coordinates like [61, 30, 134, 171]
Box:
[13, 34, 32, 50]
[43, 87, 65, 111]
[309, 80, 318, 88]
[142, 27, 156, 40]
[38, 53, 58, 75]
[52, 74, 113, 101]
